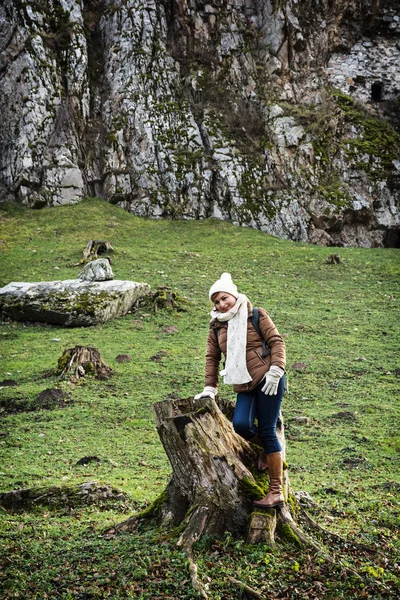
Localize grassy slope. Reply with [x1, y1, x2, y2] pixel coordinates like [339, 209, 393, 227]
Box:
[0, 198, 399, 599]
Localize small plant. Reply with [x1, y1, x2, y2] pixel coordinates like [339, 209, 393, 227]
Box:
[152, 286, 189, 312]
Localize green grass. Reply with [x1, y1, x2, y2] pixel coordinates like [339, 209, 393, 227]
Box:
[0, 198, 399, 598]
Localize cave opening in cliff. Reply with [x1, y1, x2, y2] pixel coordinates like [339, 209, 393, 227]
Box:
[383, 227, 400, 248]
[371, 82, 383, 102]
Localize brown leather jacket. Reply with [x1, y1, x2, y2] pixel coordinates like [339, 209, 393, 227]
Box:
[204, 306, 286, 393]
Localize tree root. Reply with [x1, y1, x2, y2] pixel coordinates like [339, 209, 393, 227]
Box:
[279, 506, 362, 579]
[103, 515, 138, 537]
[227, 576, 267, 599]
[177, 506, 210, 599]
[299, 508, 383, 555]
[279, 505, 322, 551]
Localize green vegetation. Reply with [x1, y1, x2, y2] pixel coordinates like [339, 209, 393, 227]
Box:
[0, 198, 399, 598]
[282, 91, 400, 209]
[333, 90, 400, 178]
[241, 477, 266, 500]
[278, 522, 302, 548]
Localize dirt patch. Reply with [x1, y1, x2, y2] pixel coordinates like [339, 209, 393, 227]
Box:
[0, 481, 127, 511]
[75, 455, 101, 466]
[35, 388, 70, 409]
[330, 411, 357, 422]
[162, 326, 178, 334]
[0, 388, 71, 414]
[342, 455, 367, 467]
[115, 354, 132, 363]
[150, 350, 168, 362]
[290, 362, 308, 372]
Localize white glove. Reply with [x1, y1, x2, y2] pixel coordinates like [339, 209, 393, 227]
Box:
[194, 386, 217, 401]
[261, 366, 284, 396]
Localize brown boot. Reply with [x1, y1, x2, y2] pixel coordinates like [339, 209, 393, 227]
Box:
[253, 452, 285, 509]
[257, 451, 268, 473]
[249, 435, 268, 473]
[249, 434, 263, 448]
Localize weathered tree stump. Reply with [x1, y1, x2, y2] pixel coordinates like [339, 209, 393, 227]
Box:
[246, 510, 277, 545]
[57, 346, 113, 382]
[104, 395, 376, 596]
[106, 398, 296, 546]
[326, 253, 341, 264]
[83, 240, 113, 262]
[152, 286, 189, 312]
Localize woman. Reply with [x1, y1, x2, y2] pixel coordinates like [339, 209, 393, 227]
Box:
[195, 272, 286, 509]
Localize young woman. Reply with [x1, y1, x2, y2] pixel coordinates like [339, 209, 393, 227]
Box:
[195, 272, 286, 509]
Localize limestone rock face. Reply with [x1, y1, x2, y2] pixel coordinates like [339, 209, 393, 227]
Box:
[0, 279, 151, 327]
[0, 0, 399, 247]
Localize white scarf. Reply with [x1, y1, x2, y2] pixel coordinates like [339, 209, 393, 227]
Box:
[210, 293, 252, 385]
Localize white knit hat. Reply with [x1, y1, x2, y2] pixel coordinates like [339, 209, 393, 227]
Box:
[209, 272, 239, 300]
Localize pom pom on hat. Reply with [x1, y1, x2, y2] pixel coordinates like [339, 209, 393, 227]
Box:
[209, 272, 239, 300]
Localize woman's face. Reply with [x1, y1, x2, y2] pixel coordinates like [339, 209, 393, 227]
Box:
[212, 292, 237, 313]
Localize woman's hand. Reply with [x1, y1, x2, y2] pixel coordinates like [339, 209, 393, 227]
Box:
[261, 366, 284, 396]
[194, 386, 217, 401]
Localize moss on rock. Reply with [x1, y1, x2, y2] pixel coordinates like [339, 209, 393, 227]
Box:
[333, 90, 400, 179]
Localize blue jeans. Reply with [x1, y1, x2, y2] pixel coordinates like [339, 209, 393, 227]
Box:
[232, 376, 286, 455]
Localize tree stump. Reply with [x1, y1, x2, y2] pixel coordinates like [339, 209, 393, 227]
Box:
[106, 396, 295, 544]
[57, 346, 113, 382]
[246, 510, 277, 545]
[83, 240, 113, 262]
[326, 253, 341, 264]
[152, 286, 189, 312]
[105, 395, 373, 596]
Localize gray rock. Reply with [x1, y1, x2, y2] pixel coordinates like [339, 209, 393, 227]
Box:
[269, 104, 284, 119]
[294, 491, 318, 507]
[271, 117, 305, 148]
[0, 279, 151, 327]
[308, 228, 334, 246]
[78, 259, 114, 282]
[0, 0, 398, 248]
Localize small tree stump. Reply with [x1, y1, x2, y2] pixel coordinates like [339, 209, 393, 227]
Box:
[83, 240, 113, 262]
[153, 286, 189, 312]
[326, 253, 341, 264]
[57, 346, 113, 382]
[247, 510, 277, 545]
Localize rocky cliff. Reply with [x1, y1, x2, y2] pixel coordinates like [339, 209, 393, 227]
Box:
[1, 0, 399, 247]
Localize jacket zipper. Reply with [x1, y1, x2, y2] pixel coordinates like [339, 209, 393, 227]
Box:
[254, 349, 267, 365]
